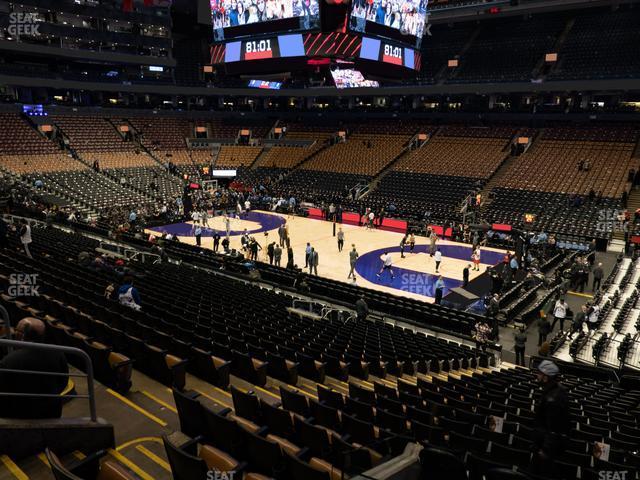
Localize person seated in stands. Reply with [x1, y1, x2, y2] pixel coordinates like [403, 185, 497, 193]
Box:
[0, 318, 69, 419]
[118, 276, 142, 311]
[531, 360, 569, 476]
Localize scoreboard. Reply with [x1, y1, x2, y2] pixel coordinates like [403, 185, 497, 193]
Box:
[359, 36, 416, 69]
[214, 32, 420, 71]
[224, 33, 305, 62]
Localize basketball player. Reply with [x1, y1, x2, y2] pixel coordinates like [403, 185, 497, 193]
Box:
[224, 214, 231, 238]
[376, 252, 395, 280]
[400, 233, 408, 258]
[348, 244, 359, 279]
[409, 233, 416, 253]
[434, 248, 442, 273]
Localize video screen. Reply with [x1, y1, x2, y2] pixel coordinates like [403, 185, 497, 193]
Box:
[330, 69, 379, 89]
[210, 0, 320, 41]
[349, 0, 428, 48]
[248, 79, 283, 89]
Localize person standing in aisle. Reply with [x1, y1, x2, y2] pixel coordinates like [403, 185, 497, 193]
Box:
[514, 326, 527, 366]
[551, 297, 568, 332]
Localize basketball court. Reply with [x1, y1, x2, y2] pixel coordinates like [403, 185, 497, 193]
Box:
[147, 210, 509, 303]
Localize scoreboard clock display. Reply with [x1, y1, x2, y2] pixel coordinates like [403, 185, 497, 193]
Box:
[244, 38, 277, 60]
[225, 33, 305, 62]
[359, 36, 417, 70]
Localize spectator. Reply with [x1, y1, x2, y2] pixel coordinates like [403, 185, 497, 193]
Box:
[434, 275, 445, 305]
[587, 303, 600, 331]
[514, 326, 527, 366]
[355, 296, 369, 321]
[19, 219, 32, 259]
[572, 304, 587, 335]
[0, 318, 69, 419]
[537, 311, 551, 346]
[473, 319, 491, 352]
[462, 264, 470, 287]
[531, 360, 569, 476]
[592, 262, 604, 292]
[118, 276, 141, 311]
[551, 297, 568, 332]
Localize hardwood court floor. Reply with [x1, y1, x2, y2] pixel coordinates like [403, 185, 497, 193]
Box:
[147, 211, 509, 304]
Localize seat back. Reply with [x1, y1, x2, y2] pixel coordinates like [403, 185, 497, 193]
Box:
[173, 389, 205, 438]
[231, 385, 262, 424]
[419, 446, 467, 480]
[279, 386, 310, 417]
[202, 405, 244, 457]
[286, 454, 331, 480]
[261, 401, 295, 439]
[293, 416, 331, 458]
[162, 435, 209, 480]
[45, 449, 83, 480]
[243, 429, 285, 477]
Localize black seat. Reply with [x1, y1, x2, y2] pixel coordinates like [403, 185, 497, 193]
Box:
[173, 389, 207, 438]
[190, 347, 231, 388]
[486, 468, 533, 480]
[296, 352, 326, 383]
[293, 416, 333, 459]
[231, 385, 263, 424]
[280, 386, 311, 418]
[419, 446, 467, 480]
[232, 350, 268, 387]
[261, 401, 296, 439]
[317, 385, 345, 410]
[489, 443, 531, 466]
[163, 434, 244, 480]
[201, 404, 247, 458]
[242, 428, 287, 478]
[266, 351, 298, 385]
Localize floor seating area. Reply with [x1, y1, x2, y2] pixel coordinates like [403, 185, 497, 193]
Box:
[484, 188, 618, 240]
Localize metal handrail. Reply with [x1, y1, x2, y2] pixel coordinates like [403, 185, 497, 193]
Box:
[0, 339, 97, 421]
